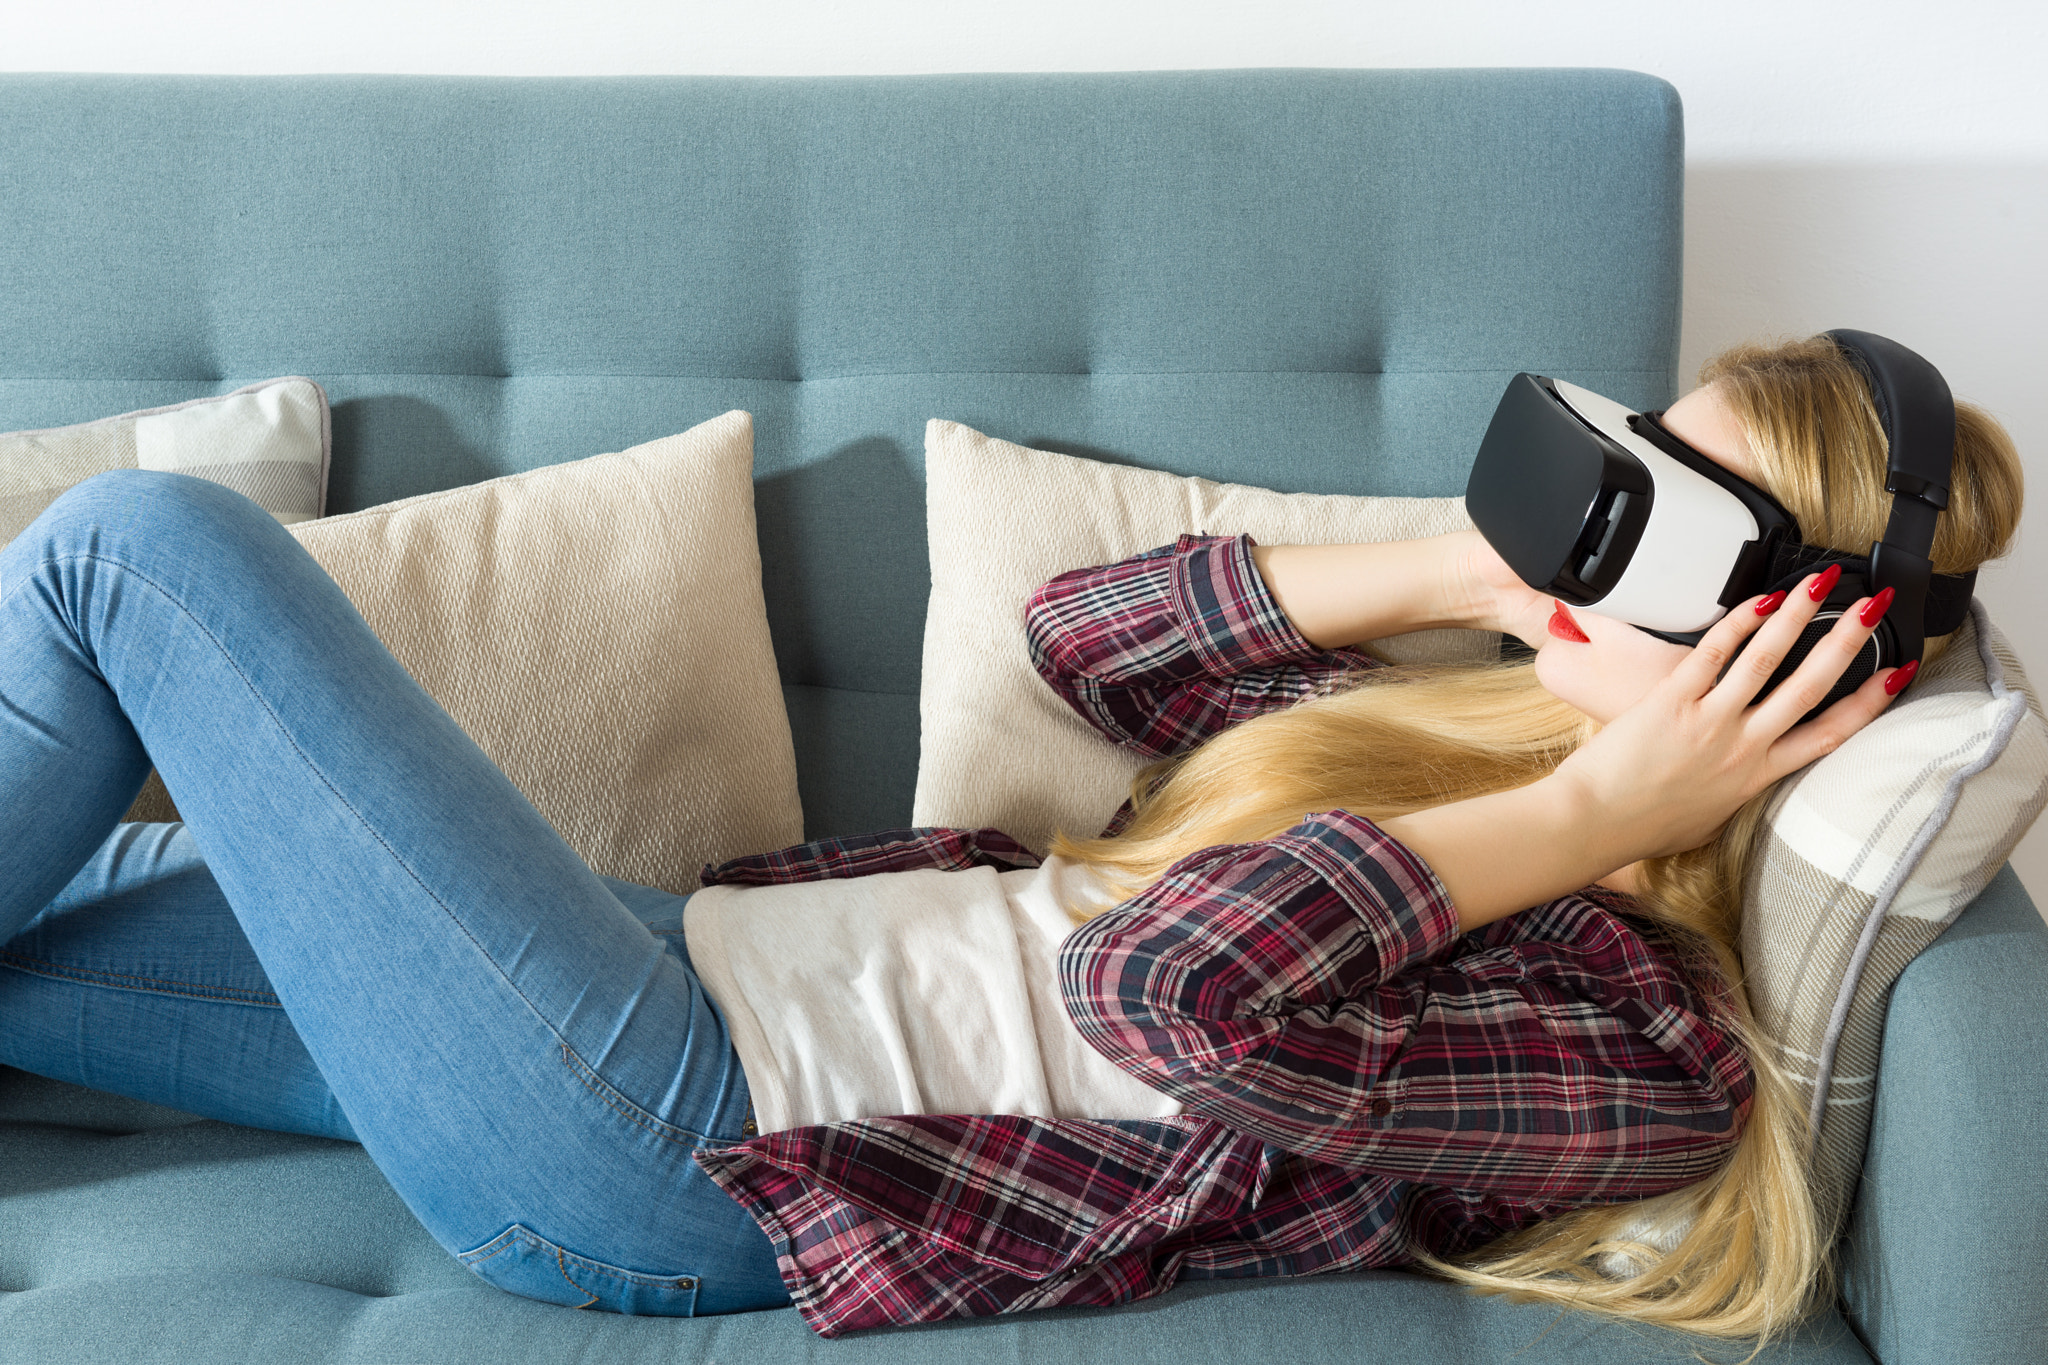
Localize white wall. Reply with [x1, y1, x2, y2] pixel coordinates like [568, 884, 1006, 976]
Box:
[13, 0, 2047, 900]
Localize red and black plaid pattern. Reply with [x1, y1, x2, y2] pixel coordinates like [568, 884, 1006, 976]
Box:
[692, 535, 1753, 1336]
[1062, 814, 1754, 1199]
[703, 826, 1042, 887]
[1025, 534, 1377, 759]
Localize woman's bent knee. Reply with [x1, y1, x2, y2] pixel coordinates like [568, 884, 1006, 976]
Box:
[8, 470, 308, 596]
[39, 469, 278, 546]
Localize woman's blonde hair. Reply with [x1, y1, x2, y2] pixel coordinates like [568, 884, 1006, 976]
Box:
[1053, 334, 2023, 1344]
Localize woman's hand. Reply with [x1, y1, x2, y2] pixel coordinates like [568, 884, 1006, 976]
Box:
[1446, 529, 1553, 647]
[1550, 569, 1905, 867]
[1380, 567, 1906, 931]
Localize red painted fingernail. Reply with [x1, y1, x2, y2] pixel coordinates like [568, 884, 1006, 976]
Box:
[1858, 586, 1896, 627]
[1807, 563, 1843, 601]
[1885, 658, 1919, 696]
[1754, 590, 1788, 615]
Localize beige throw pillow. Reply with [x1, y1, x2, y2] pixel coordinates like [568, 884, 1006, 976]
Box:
[1, 377, 330, 548]
[127, 411, 802, 896]
[913, 420, 1491, 853]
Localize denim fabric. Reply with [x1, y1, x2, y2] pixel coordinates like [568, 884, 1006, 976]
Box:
[0, 469, 790, 1317]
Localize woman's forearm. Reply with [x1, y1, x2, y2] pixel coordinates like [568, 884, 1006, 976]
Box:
[1378, 776, 1637, 933]
[1249, 534, 1479, 649]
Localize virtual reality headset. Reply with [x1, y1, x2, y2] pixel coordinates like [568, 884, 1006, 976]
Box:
[1464, 330, 1977, 702]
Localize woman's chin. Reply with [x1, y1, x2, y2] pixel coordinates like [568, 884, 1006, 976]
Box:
[1532, 656, 1615, 725]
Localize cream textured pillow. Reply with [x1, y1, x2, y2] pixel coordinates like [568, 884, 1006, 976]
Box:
[1, 377, 330, 548]
[913, 420, 1492, 853]
[127, 411, 802, 896]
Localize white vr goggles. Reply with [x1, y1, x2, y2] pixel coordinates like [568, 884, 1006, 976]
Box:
[1464, 331, 1975, 707]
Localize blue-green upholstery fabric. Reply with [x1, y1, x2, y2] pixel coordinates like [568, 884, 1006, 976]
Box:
[0, 70, 1682, 836]
[1841, 864, 2048, 1365]
[0, 69, 2031, 1365]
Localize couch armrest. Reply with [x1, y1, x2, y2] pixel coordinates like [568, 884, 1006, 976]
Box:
[1840, 863, 2048, 1364]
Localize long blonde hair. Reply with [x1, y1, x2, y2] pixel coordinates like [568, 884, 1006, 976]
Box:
[1053, 334, 2024, 1343]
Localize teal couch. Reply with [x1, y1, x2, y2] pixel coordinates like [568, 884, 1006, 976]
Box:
[1, 70, 2042, 1365]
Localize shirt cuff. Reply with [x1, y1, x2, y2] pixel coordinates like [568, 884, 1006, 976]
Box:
[1166, 533, 1320, 677]
[1280, 810, 1464, 976]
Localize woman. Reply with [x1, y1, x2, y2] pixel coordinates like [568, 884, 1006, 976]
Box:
[0, 336, 2022, 1340]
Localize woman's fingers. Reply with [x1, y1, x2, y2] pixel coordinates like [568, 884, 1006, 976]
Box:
[1763, 665, 1900, 780]
[1745, 589, 1894, 735]
[1683, 566, 1876, 722]
[1555, 565, 1909, 868]
[1663, 583, 1786, 702]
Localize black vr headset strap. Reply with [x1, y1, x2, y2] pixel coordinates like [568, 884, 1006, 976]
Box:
[1827, 329, 1958, 667]
[1766, 540, 1977, 637]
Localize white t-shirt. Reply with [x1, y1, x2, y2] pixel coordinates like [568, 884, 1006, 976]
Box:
[682, 855, 1185, 1133]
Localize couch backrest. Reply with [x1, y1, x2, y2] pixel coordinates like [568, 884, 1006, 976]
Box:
[0, 70, 1682, 837]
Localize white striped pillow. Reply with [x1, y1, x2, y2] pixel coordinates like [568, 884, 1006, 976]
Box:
[1603, 612, 2046, 1275]
[1741, 606, 2048, 1230]
[0, 377, 330, 547]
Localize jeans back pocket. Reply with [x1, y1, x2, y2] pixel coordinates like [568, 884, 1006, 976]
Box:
[458, 1224, 703, 1317]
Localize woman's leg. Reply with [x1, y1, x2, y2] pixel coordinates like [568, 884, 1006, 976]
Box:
[0, 822, 707, 1146]
[0, 821, 358, 1140]
[0, 471, 787, 1315]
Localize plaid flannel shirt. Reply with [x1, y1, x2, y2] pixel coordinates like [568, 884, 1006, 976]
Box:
[693, 534, 1753, 1337]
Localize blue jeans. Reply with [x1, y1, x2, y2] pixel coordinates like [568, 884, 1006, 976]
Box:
[0, 470, 791, 1316]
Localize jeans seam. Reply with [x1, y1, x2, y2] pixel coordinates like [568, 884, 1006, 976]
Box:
[38, 550, 598, 1080]
[554, 1246, 601, 1310]
[459, 1227, 521, 1268]
[468, 1223, 700, 1295]
[0, 949, 282, 1006]
[557, 1043, 717, 1149]
[557, 1240, 700, 1290]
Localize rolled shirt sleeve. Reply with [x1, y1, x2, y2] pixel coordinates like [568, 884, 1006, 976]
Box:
[1026, 534, 1377, 760]
[1060, 811, 1754, 1204]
